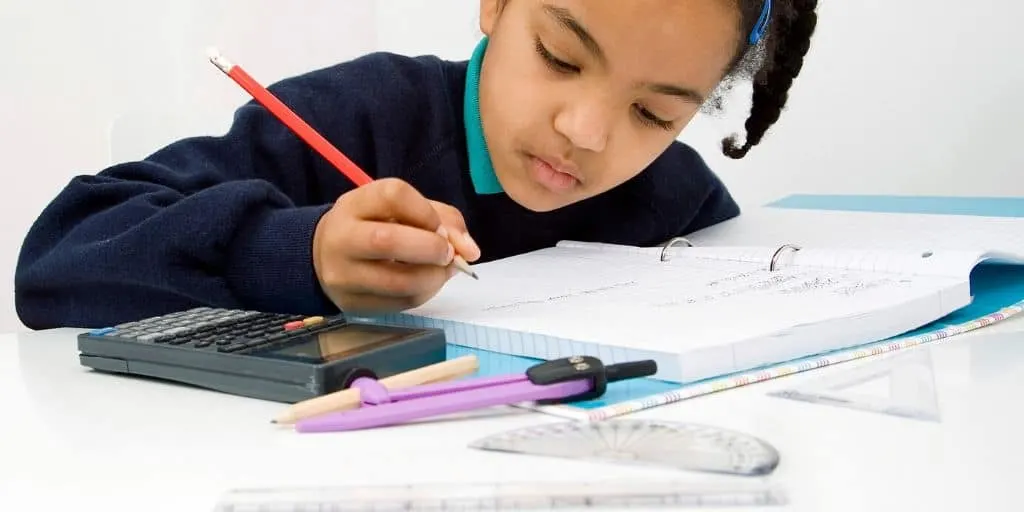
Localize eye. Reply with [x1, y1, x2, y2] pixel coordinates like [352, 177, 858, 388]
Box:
[633, 104, 674, 130]
[534, 37, 579, 74]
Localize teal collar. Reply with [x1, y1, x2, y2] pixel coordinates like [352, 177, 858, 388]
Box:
[464, 37, 503, 194]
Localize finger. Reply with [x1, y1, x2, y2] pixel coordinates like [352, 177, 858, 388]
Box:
[347, 178, 442, 232]
[342, 259, 450, 299]
[348, 220, 454, 265]
[446, 228, 481, 263]
[429, 200, 467, 231]
[429, 201, 482, 262]
[335, 291, 435, 315]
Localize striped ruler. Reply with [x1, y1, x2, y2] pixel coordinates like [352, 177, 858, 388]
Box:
[534, 299, 1024, 421]
[214, 479, 787, 511]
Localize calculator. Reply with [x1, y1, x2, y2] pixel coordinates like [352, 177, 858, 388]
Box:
[77, 307, 447, 403]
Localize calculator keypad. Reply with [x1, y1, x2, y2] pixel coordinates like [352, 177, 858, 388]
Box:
[86, 307, 339, 353]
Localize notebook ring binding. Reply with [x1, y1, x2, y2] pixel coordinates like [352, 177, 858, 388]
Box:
[660, 237, 693, 262]
[769, 244, 802, 271]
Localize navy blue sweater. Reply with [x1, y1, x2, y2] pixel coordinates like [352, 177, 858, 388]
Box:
[14, 52, 740, 330]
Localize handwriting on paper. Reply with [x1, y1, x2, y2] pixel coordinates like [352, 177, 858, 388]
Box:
[651, 270, 905, 308]
[481, 280, 639, 312]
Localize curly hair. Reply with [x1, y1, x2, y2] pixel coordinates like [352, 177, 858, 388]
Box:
[720, 0, 820, 159]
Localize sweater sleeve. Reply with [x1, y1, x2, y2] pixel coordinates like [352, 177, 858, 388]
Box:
[646, 141, 741, 238]
[14, 55, 423, 330]
[684, 176, 742, 234]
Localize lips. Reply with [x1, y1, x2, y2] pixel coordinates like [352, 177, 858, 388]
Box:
[536, 155, 581, 181]
[527, 153, 582, 194]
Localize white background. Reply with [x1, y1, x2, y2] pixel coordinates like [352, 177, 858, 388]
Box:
[1, 0, 1021, 331]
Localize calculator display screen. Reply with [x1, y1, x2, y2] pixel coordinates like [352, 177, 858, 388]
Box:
[249, 324, 411, 363]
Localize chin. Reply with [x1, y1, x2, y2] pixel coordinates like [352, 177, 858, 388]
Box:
[501, 181, 580, 213]
[509, 195, 564, 213]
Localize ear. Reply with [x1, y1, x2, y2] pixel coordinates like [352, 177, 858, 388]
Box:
[479, 0, 501, 35]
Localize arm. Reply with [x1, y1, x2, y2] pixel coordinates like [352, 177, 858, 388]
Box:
[642, 140, 742, 239]
[14, 57, 403, 329]
[683, 177, 741, 235]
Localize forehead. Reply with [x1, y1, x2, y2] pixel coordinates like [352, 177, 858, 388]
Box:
[530, 0, 740, 89]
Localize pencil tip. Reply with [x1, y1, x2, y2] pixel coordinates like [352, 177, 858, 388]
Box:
[270, 419, 278, 424]
[471, 272, 479, 280]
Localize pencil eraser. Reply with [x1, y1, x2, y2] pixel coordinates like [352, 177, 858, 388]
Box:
[206, 46, 233, 71]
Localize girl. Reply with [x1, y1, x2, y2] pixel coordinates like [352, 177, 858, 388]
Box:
[15, 0, 819, 329]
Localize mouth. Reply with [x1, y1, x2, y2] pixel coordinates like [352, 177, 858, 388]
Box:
[525, 152, 582, 194]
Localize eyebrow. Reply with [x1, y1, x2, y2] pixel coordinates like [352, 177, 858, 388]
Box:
[542, 4, 706, 105]
[647, 83, 706, 105]
[542, 5, 604, 62]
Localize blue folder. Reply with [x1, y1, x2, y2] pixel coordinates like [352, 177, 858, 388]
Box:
[454, 195, 1024, 410]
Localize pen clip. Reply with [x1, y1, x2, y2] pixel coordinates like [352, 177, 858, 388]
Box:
[526, 356, 658, 405]
[340, 367, 379, 390]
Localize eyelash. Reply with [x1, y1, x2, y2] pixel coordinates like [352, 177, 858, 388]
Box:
[534, 36, 579, 74]
[534, 37, 674, 131]
[634, 105, 674, 130]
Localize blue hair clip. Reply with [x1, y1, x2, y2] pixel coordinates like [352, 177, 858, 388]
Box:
[749, 0, 772, 44]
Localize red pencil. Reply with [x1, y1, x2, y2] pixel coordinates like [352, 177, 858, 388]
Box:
[207, 47, 476, 279]
[207, 47, 373, 187]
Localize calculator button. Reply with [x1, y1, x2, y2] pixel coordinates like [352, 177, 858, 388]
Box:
[88, 327, 116, 336]
[194, 340, 214, 348]
[218, 343, 248, 353]
[243, 338, 270, 348]
[162, 326, 192, 336]
[265, 332, 291, 343]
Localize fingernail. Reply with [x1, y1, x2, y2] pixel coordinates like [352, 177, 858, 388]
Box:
[446, 242, 455, 264]
[436, 226, 449, 239]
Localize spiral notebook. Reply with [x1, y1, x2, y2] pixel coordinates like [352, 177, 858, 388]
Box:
[369, 209, 1024, 385]
[440, 260, 1024, 422]
[358, 197, 1024, 420]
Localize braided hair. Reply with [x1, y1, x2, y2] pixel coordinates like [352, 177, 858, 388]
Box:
[720, 0, 820, 159]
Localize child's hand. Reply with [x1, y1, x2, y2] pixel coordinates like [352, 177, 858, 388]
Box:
[312, 178, 481, 313]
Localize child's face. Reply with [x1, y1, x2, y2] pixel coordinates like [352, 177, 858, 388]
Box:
[478, 0, 740, 212]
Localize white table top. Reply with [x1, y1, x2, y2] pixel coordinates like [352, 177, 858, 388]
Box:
[2, 318, 1022, 511]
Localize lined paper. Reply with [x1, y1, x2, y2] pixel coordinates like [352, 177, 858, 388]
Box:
[366, 205, 1024, 383]
[378, 242, 978, 382]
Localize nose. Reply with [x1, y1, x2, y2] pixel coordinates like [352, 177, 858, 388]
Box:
[553, 92, 611, 153]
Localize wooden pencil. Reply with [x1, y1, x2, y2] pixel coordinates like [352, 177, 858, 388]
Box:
[271, 355, 480, 424]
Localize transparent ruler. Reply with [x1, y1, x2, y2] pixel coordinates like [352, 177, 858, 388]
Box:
[468, 420, 781, 477]
[214, 479, 787, 511]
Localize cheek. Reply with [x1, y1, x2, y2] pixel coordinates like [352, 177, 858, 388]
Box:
[602, 125, 684, 182]
[480, 58, 554, 142]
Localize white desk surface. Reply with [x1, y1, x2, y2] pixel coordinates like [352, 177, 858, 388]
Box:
[2, 318, 1022, 511]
